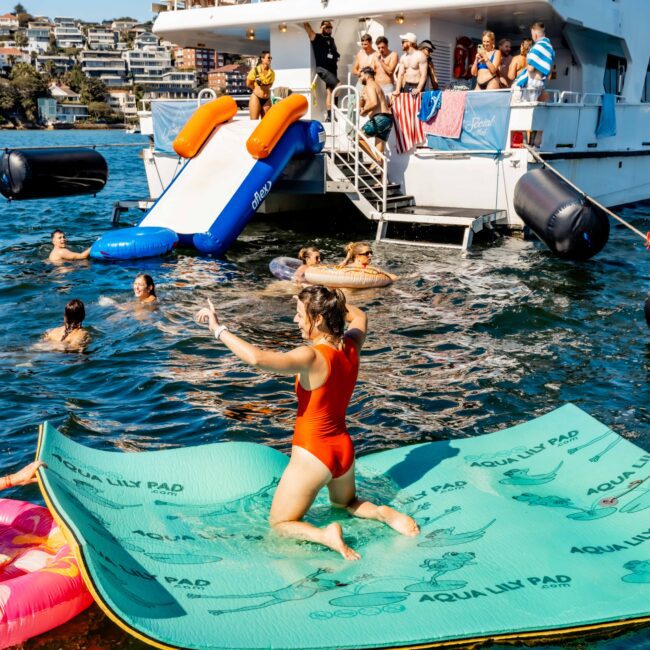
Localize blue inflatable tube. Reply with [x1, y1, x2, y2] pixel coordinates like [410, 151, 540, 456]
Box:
[193, 120, 324, 255]
[89, 226, 178, 260]
[269, 257, 301, 281]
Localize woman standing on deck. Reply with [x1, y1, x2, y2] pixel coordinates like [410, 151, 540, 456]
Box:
[471, 31, 502, 91]
[247, 51, 275, 120]
[196, 287, 418, 560]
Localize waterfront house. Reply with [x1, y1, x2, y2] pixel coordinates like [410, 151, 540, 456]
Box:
[207, 63, 249, 96]
[26, 20, 51, 53]
[0, 47, 29, 73]
[37, 97, 89, 124]
[53, 18, 84, 49]
[86, 27, 117, 51]
[81, 49, 127, 87]
[48, 82, 80, 102]
[0, 14, 19, 33]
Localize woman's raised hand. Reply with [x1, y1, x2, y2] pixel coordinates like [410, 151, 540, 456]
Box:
[196, 298, 220, 332]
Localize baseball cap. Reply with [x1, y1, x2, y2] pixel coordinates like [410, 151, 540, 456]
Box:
[399, 32, 418, 44]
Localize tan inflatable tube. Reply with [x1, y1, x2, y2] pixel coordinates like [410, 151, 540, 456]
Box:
[303, 265, 394, 289]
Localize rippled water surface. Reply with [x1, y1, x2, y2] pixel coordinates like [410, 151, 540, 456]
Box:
[1, 130, 649, 649]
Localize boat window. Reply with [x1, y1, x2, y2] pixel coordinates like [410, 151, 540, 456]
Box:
[643, 59, 650, 103]
[603, 54, 626, 95]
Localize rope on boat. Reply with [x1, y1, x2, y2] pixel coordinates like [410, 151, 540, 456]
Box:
[2, 143, 147, 151]
[524, 144, 650, 248]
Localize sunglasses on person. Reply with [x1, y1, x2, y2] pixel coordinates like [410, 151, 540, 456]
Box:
[358, 250, 373, 257]
[323, 25, 333, 30]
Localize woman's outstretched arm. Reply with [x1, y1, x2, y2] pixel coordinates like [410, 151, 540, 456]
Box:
[196, 299, 315, 375]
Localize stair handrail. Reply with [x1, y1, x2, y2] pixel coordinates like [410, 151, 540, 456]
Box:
[329, 85, 388, 213]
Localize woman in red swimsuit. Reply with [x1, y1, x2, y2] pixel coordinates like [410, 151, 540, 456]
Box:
[196, 286, 419, 560]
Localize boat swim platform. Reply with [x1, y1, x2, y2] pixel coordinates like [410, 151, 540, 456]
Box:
[374, 206, 508, 252]
[36, 405, 650, 650]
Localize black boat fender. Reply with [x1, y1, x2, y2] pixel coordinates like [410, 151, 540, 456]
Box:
[0, 148, 108, 200]
[513, 167, 609, 261]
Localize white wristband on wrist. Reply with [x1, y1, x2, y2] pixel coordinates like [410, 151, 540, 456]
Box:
[213, 324, 229, 341]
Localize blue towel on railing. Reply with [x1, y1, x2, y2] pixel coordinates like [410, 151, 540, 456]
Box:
[418, 90, 442, 122]
[595, 93, 616, 138]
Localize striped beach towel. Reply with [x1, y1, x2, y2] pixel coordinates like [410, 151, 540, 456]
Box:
[516, 37, 555, 87]
[391, 93, 425, 153]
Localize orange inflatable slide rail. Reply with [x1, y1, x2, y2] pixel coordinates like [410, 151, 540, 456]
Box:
[246, 94, 309, 159]
[173, 95, 238, 159]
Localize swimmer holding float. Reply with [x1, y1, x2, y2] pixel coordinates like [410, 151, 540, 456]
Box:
[196, 286, 419, 560]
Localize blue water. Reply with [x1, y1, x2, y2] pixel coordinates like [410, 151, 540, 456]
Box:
[1, 129, 649, 649]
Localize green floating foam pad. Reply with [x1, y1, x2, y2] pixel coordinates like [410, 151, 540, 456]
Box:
[37, 404, 650, 650]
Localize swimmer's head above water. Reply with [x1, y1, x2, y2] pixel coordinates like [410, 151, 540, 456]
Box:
[62, 299, 85, 341]
[298, 246, 322, 266]
[133, 273, 156, 302]
[294, 285, 347, 344]
[342, 241, 373, 268]
[51, 229, 67, 248]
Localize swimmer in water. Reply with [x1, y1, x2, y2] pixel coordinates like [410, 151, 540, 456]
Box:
[48, 230, 90, 263]
[0, 461, 44, 490]
[294, 246, 322, 283]
[44, 299, 90, 349]
[133, 273, 157, 304]
[196, 286, 419, 560]
[339, 242, 398, 280]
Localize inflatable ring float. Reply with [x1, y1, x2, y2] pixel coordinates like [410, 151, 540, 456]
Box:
[269, 257, 394, 289]
[0, 498, 92, 647]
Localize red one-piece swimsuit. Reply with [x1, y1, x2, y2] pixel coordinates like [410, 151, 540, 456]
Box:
[293, 338, 359, 477]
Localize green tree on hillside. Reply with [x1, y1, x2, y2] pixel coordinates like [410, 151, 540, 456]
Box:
[9, 63, 48, 123]
[13, 3, 27, 13]
[14, 31, 27, 47]
[81, 78, 107, 104]
[62, 64, 85, 92]
[0, 78, 19, 124]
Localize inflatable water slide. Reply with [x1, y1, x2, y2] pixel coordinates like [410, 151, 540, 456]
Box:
[90, 95, 325, 259]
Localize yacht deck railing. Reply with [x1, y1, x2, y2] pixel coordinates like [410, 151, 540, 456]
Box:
[160, 0, 269, 9]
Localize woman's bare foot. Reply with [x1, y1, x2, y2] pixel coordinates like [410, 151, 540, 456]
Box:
[322, 523, 361, 561]
[377, 505, 420, 537]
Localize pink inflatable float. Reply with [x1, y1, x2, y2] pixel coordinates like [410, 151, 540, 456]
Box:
[0, 498, 92, 648]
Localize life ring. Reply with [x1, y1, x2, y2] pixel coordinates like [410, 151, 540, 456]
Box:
[269, 257, 394, 288]
[0, 498, 93, 647]
[269, 256, 302, 281]
[304, 265, 394, 289]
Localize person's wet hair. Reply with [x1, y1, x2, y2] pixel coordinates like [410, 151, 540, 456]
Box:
[360, 66, 375, 78]
[135, 273, 156, 298]
[361, 34, 372, 44]
[341, 241, 372, 267]
[298, 246, 321, 264]
[51, 229, 64, 241]
[62, 299, 85, 341]
[298, 285, 347, 339]
[375, 36, 388, 47]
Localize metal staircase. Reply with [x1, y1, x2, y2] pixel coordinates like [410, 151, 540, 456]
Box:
[324, 87, 505, 252]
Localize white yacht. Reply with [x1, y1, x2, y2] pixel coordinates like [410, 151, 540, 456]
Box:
[135, 0, 650, 251]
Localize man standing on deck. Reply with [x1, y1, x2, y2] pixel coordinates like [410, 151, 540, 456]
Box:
[373, 36, 398, 97]
[392, 33, 427, 97]
[514, 22, 555, 101]
[497, 38, 512, 87]
[352, 34, 376, 90]
[303, 20, 340, 118]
